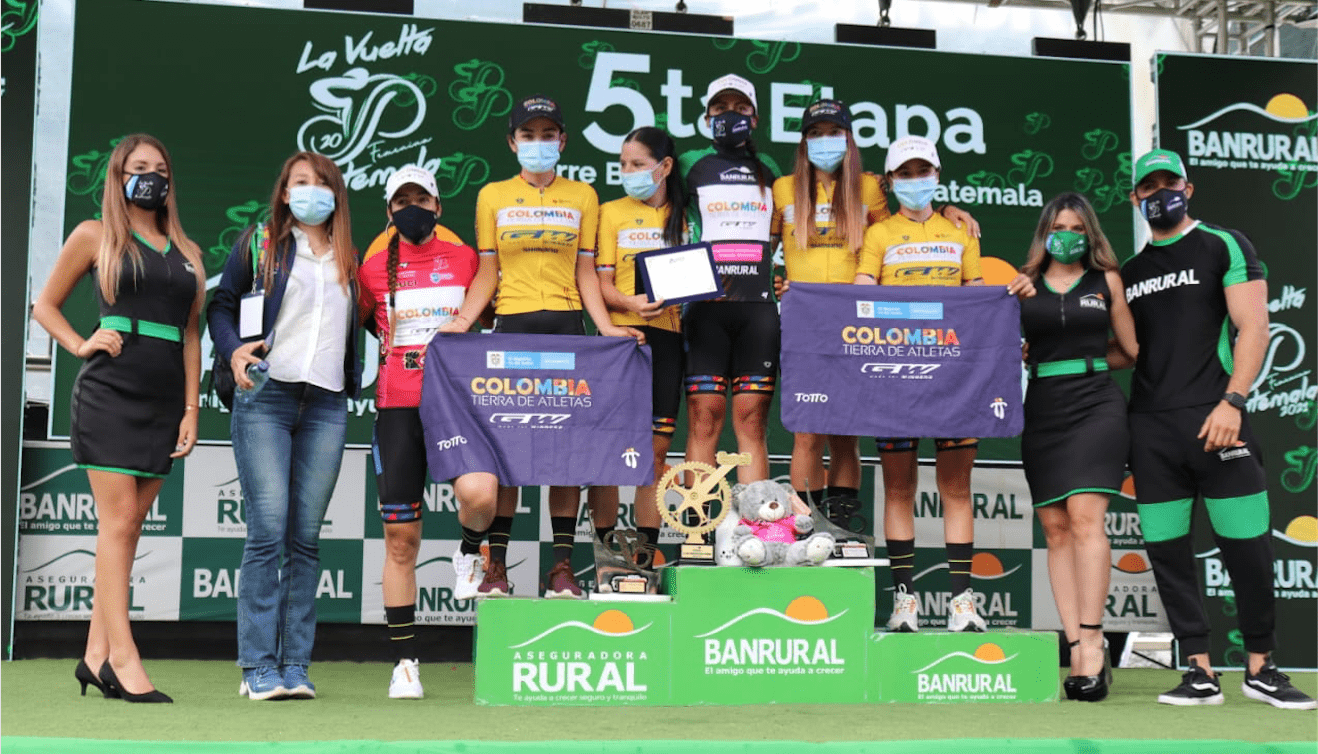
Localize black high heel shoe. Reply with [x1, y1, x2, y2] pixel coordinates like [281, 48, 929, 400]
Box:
[1080, 623, 1113, 688]
[1062, 639, 1082, 700]
[98, 661, 173, 703]
[76, 659, 119, 699]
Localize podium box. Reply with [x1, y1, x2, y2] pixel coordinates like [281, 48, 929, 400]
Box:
[868, 631, 1060, 703]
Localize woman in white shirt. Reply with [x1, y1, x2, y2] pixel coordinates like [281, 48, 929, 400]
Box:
[206, 152, 361, 702]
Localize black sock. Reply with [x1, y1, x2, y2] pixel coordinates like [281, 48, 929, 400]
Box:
[886, 538, 916, 591]
[551, 516, 576, 563]
[637, 526, 661, 551]
[385, 604, 417, 664]
[796, 489, 826, 507]
[596, 524, 615, 543]
[827, 485, 859, 500]
[459, 525, 486, 555]
[947, 542, 974, 594]
[487, 515, 514, 566]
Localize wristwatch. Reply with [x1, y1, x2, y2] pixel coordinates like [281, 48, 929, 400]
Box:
[1222, 392, 1247, 411]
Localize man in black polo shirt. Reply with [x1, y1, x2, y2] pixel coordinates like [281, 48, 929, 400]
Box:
[1122, 149, 1314, 709]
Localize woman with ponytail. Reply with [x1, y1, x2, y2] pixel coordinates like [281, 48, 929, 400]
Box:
[590, 126, 688, 557]
[207, 152, 360, 702]
[35, 134, 205, 703]
[357, 166, 497, 699]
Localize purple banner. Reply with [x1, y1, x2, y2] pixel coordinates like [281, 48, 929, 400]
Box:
[420, 333, 654, 487]
[781, 283, 1024, 438]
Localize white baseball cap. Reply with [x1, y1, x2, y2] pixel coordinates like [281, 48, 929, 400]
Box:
[704, 73, 758, 114]
[384, 165, 439, 201]
[884, 136, 941, 173]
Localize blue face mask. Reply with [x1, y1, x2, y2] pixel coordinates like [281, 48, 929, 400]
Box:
[287, 185, 335, 226]
[891, 175, 938, 211]
[806, 135, 847, 173]
[621, 166, 661, 202]
[517, 140, 561, 174]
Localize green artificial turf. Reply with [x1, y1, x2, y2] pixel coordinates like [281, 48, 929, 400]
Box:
[2, 660, 1314, 743]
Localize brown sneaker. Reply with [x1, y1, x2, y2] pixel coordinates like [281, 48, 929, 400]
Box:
[476, 560, 511, 598]
[543, 560, 584, 599]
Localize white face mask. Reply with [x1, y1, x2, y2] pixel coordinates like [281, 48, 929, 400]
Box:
[517, 140, 561, 173]
[806, 135, 847, 173]
[621, 166, 662, 201]
[288, 185, 335, 226]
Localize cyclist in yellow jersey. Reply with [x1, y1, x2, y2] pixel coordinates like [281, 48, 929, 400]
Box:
[440, 94, 640, 600]
[591, 126, 687, 558]
[853, 136, 1032, 634]
[774, 100, 978, 531]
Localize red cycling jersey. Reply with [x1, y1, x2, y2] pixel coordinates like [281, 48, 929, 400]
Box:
[357, 235, 478, 408]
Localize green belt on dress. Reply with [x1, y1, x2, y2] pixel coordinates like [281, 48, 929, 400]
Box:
[1028, 356, 1108, 379]
[99, 316, 181, 343]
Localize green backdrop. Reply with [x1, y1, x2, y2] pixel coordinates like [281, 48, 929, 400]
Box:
[46, 0, 1134, 460]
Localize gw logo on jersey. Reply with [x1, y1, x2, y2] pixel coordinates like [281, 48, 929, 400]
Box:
[500, 229, 578, 245]
[895, 266, 960, 280]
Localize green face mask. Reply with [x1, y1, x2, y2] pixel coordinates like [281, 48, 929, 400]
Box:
[1046, 230, 1088, 264]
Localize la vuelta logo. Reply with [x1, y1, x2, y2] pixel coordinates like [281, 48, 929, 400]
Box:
[294, 24, 440, 191]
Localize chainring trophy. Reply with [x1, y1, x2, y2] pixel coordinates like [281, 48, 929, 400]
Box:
[660, 451, 750, 564]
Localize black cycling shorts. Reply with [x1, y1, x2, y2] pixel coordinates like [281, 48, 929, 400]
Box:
[495, 310, 586, 335]
[373, 407, 427, 523]
[639, 326, 684, 436]
[876, 437, 980, 454]
[683, 301, 779, 395]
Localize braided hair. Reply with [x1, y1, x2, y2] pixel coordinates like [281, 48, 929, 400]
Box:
[384, 227, 402, 353]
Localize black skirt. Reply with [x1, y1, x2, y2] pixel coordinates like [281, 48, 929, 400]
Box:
[71, 335, 185, 477]
[1021, 373, 1128, 507]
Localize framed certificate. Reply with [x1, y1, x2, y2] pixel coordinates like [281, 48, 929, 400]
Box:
[634, 242, 722, 305]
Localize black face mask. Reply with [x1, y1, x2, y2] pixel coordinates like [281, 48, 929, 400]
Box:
[1140, 187, 1188, 230]
[710, 111, 753, 148]
[392, 204, 437, 244]
[124, 172, 169, 210]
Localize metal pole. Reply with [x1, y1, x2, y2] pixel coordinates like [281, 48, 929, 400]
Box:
[1217, 0, 1228, 53]
[1265, 1, 1277, 57]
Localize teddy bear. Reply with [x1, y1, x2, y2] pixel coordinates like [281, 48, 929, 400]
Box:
[724, 480, 835, 567]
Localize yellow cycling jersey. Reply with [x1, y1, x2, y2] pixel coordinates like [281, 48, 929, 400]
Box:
[595, 196, 681, 332]
[856, 212, 982, 286]
[772, 173, 889, 283]
[475, 175, 599, 315]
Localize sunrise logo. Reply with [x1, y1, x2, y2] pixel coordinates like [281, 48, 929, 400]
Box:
[1119, 475, 1137, 500]
[696, 595, 846, 637]
[969, 553, 1022, 581]
[1274, 515, 1318, 548]
[1179, 94, 1317, 129]
[912, 642, 1019, 673]
[508, 609, 652, 648]
[1112, 553, 1152, 574]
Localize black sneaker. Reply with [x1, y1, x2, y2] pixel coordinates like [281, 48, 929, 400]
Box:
[1242, 660, 1318, 710]
[1157, 659, 1224, 706]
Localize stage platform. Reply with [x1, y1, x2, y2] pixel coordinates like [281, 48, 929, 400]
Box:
[2, 660, 1314, 753]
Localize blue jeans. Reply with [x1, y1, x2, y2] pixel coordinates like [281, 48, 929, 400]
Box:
[232, 379, 347, 668]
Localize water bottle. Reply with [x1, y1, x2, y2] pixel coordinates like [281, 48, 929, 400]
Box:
[245, 360, 270, 396]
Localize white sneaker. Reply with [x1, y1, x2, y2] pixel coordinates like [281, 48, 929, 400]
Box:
[886, 585, 920, 632]
[452, 548, 485, 601]
[948, 589, 987, 632]
[388, 658, 424, 699]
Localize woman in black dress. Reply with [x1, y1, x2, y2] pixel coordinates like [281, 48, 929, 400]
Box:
[1019, 192, 1137, 701]
[34, 134, 205, 703]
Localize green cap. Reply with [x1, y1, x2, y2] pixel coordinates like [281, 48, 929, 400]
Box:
[1133, 149, 1187, 186]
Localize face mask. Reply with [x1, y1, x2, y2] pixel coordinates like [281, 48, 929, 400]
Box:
[891, 175, 938, 211]
[710, 111, 753, 148]
[288, 185, 335, 226]
[392, 204, 437, 244]
[806, 135, 847, 173]
[517, 140, 561, 174]
[124, 172, 169, 210]
[621, 166, 661, 202]
[1046, 230, 1088, 264]
[1140, 187, 1188, 230]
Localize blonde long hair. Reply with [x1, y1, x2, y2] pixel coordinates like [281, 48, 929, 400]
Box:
[96, 134, 200, 303]
[791, 129, 865, 255]
[1020, 192, 1120, 281]
[260, 152, 356, 292]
